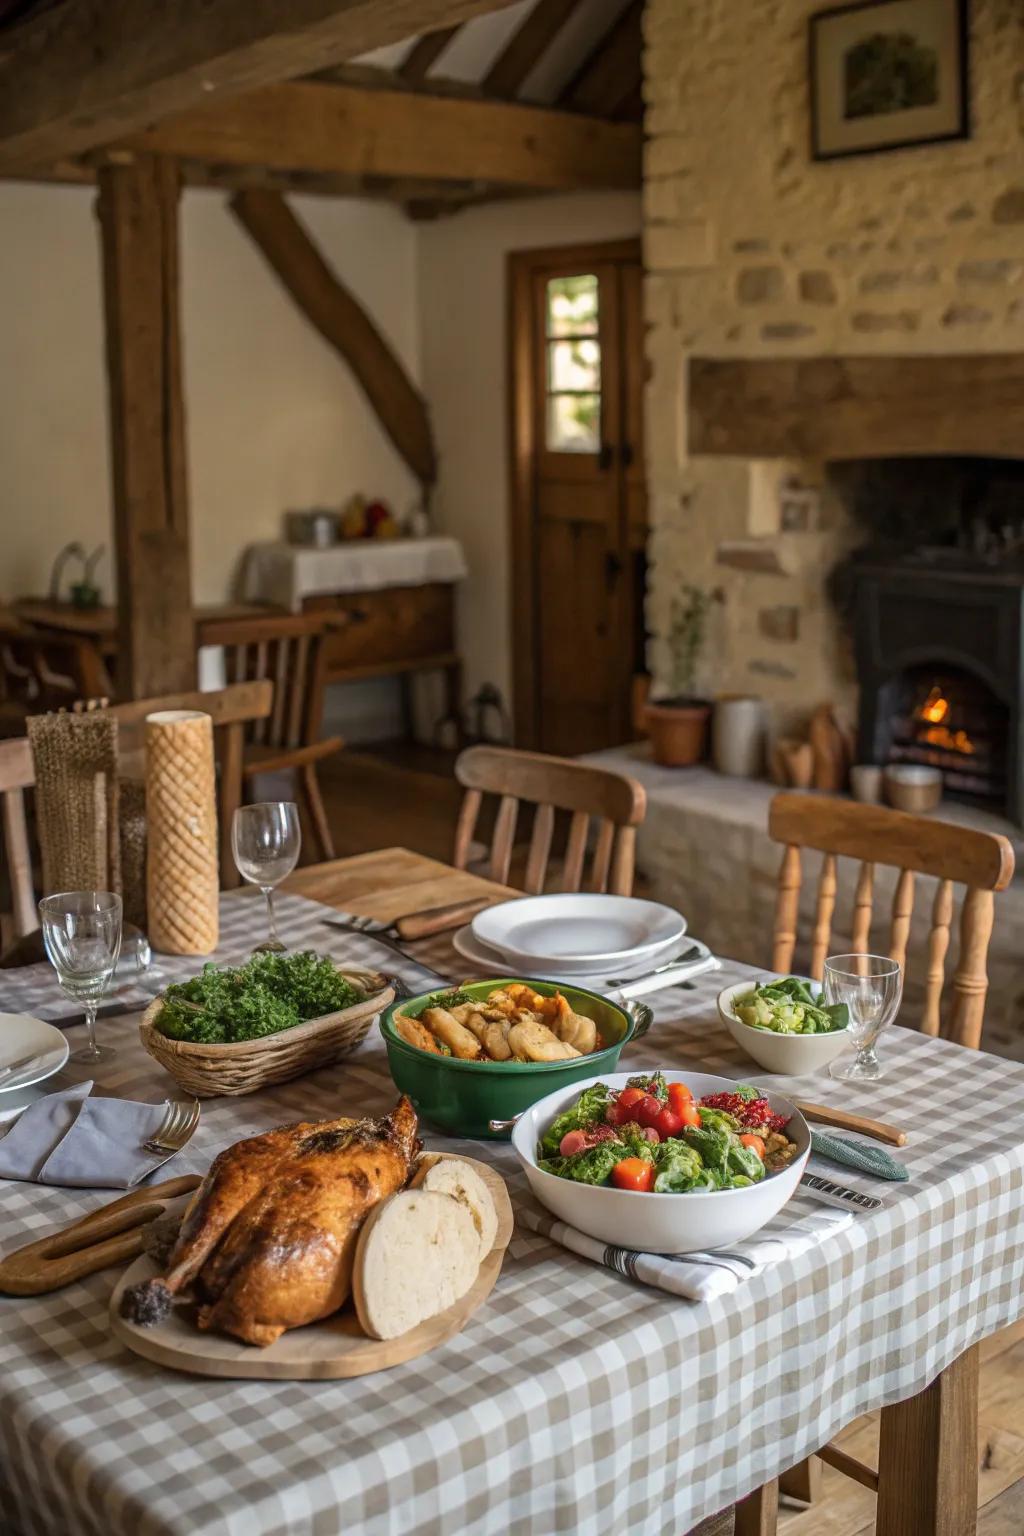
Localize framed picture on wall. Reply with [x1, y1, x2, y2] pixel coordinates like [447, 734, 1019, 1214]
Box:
[810, 0, 969, 159]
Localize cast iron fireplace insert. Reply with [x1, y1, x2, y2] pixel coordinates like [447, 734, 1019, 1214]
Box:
[851, 554, 1024, 825]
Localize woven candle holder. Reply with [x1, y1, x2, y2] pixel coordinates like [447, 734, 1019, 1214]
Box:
[145, 710, 219, 956]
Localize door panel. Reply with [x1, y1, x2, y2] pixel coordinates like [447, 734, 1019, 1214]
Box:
[510, 242, 645, 754]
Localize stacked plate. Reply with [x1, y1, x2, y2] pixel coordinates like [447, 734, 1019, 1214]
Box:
[451, 894, 715, 996]
[0, 1013, 70, 1124]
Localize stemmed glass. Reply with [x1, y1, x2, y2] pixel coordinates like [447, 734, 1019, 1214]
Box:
[39, 891, 123, 1063]
[823, 953, 903, 1082]
[231, 802, 301, 953]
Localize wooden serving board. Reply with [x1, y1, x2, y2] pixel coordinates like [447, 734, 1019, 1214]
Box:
[109, 1156, 513, 1380]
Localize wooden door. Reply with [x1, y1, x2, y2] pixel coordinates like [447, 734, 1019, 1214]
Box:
[509, 241, 645, 755]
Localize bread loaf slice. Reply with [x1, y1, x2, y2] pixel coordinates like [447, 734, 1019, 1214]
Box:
[353, 1190, 480, 1340]
[417, 1158, 497, 1260]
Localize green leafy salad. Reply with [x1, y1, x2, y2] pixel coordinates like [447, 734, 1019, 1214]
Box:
[154, 951, 366, 1044]
[536, 1074, 797, 1194]
[733, 976, 848, 1035]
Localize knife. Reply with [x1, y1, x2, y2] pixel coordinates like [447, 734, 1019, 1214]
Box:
[0, 1050, 47, 1085]
[800, 1172, 883, 1212]
[794, 1101, 907, 1148]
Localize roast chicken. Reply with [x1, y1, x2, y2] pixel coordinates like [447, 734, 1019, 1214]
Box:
[122, 1096, 420, 1346]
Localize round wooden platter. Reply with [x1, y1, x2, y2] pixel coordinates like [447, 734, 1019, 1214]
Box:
[108, 1156, 513, 1381]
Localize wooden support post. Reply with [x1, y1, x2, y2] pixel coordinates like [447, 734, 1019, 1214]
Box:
[876, 1346, 979, 1536]
[97, 154, 196, 699]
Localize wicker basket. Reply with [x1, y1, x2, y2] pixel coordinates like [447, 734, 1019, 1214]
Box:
[139, 967, 395, 1098]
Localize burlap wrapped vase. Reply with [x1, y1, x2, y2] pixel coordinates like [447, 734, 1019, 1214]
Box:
[145, 710, 219, 955]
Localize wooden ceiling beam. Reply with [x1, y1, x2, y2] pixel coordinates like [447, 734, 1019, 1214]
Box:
[123, 80, 642, 190]
[399, 23, 462, 84]
[231, 189, 436, 484]
[559, 0, 643, 119]
[0, 0, 523, 172]
[481, 0, 582, 99]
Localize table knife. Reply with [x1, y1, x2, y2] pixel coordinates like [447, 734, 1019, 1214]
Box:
[800, 1172, 883, 1212]
[794, 1100, 907, 1148]
[0, 1050, 46, 1084]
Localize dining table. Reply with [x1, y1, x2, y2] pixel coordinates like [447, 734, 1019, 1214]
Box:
[1, 847, 1023, 1536]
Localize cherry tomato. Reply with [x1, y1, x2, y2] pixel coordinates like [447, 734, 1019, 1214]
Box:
[610, 1157, 655, 1193]
[667, 1081, 693, 1116]
[739, 1133, 766, 1160]
[559, 1130, 589, 1157]
[634, 1094, 664, 1129]
[677, 1102, 701, 1129]
[652, 1106, 684, 1140]
[617, 1086, 646, 1111]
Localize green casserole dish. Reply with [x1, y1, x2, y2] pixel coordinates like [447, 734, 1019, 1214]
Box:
[379, 978, 650, 1139]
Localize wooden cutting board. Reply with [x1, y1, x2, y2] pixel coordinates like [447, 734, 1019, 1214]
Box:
[109, 1156, 513, 1380]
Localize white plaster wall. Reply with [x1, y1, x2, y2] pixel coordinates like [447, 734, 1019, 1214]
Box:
[0, 182, 421, 739]
[417, 191, 642, 715]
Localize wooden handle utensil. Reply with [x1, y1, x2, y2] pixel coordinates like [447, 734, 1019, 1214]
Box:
[794, 1101, 907, 1147]
[395, 900, 493, 941]
[0, 1175, 201, 1296]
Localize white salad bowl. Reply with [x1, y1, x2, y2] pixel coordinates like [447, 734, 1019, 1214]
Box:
[511, 1070, 810, 1254]
[717, 979, 852, 1075]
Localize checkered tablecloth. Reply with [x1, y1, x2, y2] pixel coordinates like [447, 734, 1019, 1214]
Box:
[2, 890, 1024, 1536]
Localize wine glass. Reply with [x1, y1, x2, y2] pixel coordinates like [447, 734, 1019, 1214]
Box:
[823, 953, 903, 1082]
[39, 891, 123, 1063]
[231, 802, 301, 953]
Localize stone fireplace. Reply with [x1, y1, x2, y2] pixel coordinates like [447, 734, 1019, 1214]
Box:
[642, 0, 1024, 745]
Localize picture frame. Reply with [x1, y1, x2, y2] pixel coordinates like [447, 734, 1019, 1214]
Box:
[810, 0, 969, 160]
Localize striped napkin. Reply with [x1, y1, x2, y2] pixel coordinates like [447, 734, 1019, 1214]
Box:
[517, 1195, 853, 1303]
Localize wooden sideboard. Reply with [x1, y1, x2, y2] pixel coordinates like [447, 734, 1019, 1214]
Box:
[303, 582, 461, 741]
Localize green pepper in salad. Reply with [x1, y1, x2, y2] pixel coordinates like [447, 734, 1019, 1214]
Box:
[733, 976, 848, 1035]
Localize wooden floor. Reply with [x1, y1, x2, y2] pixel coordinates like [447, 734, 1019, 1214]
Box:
[317, 745, 1023, 1536]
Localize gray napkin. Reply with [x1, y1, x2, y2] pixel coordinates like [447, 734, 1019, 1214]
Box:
[0, 1081, 184, 1189]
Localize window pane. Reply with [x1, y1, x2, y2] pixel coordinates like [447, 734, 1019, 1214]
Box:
[547, 393, 600, 453]
[546, 273, 598, 337]
[547, 337, 600, 392]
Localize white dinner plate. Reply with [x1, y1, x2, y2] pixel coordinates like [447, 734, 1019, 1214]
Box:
[471, 894, 686, 971]
[449, 924, 705, 990]
[0, 1013, 70, 1094]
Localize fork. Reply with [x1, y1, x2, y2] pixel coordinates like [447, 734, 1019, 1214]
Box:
[603, 944, 703, 988]
[143, 1099, 200, 1155]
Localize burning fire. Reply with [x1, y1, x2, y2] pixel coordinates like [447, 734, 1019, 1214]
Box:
[915, 687, 975, 756]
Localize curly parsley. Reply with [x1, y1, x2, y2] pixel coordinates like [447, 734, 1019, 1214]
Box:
[155, 951, 365, 1044]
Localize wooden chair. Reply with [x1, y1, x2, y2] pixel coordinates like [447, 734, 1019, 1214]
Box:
[0, 683, 275, 951]
[769, 792, 1015, 1049]
[760, 790, 1015, 1534]
[197, 611, 341, 862]
[453, 745, 646, 895]
[0, 736, 37, 942]
[0, 624, 113, 719]
[104, 680, 274, 891]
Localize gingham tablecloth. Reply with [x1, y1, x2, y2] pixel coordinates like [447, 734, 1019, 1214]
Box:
[2, 891, 1023, 1536]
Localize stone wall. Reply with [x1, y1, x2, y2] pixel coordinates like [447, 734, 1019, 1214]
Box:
[642, 0, 1024, 734]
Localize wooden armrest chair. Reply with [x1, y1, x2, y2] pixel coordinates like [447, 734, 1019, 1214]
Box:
[453, 745, 646, 895]
[734, 791, 1017, 1534]
[197, 611, 341, 862]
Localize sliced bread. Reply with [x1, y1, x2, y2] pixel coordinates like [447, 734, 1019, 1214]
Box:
[417, 1158, 498, 1260]
[353, 1190, 480, 1341]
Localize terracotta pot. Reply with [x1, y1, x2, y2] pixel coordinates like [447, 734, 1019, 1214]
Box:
[644, 698, 711, 767]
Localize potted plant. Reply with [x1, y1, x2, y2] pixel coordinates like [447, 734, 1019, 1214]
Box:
[644, 586, 714, 767]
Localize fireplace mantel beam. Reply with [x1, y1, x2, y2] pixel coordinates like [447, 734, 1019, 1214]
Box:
[688, 354, 1024, 460]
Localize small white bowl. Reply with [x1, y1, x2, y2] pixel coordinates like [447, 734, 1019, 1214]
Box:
[717, 979, 851, 1075]
[511, 1069, 809, 1253]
